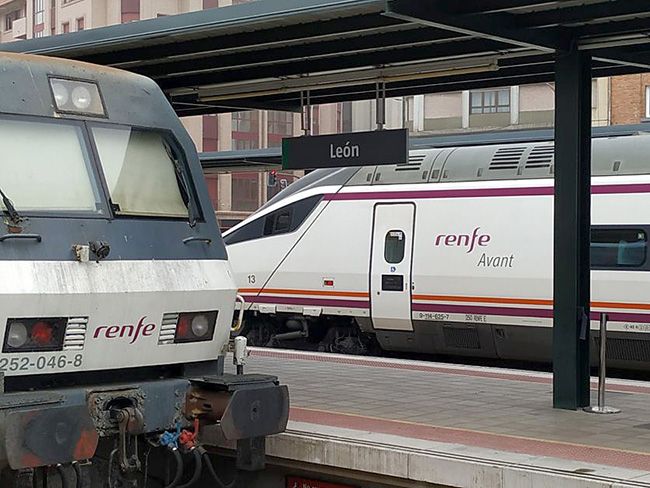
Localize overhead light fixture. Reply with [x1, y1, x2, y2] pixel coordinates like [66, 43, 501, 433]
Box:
[178, 57, 499, 103]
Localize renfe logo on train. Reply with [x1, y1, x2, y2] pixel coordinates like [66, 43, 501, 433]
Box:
[434, 227, 515, 268]
[93, 317, 156, 343]
[434, 227, 491, 253]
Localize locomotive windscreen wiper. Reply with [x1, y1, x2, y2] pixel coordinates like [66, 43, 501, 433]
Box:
[163, 141, 198, 227]
[0, 186, 22, 223]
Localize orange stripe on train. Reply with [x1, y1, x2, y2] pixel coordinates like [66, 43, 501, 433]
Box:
[238, 288, 369, 298]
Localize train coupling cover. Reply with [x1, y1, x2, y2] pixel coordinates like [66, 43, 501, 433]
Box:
[186, 371, 290, 470]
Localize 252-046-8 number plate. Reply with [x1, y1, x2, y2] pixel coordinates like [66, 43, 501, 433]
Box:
[0, 354, 83, 372]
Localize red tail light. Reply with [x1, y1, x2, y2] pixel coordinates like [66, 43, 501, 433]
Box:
[174, 311, 217, 344]
[3, 318, 66, 352]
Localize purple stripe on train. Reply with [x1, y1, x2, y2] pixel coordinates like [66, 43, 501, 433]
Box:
[242, 294, 370, 309]
[324, 183, 650, 201]
[413, 303, 650, 324]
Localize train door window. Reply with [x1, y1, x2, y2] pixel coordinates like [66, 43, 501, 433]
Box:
[591, 228, 647, 268]
[385, 230, 405, 263]
[91, 126, 193, 219]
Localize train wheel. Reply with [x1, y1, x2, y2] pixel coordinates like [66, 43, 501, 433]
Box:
[241, 317, 274, 347]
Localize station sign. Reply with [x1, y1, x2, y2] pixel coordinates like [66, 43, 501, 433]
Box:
[282, 128, 408, 170]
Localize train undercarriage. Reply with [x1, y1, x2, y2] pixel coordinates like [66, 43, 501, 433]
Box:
[241, 313, 379, 356]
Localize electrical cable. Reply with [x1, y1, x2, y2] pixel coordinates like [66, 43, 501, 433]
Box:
[177, 449, 202, 488]
[162, 448, 184, 488]
[202, 451, 237, 488]
[107, 448, 118, 488]
[55, 465, 70, 488]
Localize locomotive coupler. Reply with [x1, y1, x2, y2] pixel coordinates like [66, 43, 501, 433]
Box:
[111, 407, 144, 473]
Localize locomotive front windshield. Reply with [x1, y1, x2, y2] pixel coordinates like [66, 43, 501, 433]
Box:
[0, 118, 103, 214]
[0, 117, 191, 219]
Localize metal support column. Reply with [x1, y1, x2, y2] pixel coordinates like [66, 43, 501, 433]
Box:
[553, 48, 592, 410]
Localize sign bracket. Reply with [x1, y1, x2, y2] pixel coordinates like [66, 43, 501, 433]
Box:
[301, 90, 312, 136]
[376, 82, 386, 131]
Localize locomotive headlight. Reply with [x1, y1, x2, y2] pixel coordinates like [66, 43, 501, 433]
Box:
[71, 85, 92, 110]
[191, 315, 210, 337]
[173, 311, 218, 343]
[49, 77, 105, 117]
[6, 322, 28, 348]
[51, 82, 69, 107]
[3, 318, 67, 352]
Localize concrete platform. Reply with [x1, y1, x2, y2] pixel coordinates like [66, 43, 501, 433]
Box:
[217, 348, 650, 488]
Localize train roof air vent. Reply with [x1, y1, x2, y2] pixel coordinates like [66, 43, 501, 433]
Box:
[525, 145, 554, 169]
[395, 154, 426, 171]
[488, 147, 525, 171]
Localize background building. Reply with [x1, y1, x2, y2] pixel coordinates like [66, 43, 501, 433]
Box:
[0, 0, 634, 228]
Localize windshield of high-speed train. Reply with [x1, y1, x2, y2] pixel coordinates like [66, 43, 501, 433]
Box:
[0, 117, 190, 219]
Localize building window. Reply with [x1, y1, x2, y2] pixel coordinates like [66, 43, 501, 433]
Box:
[50, 0, 55, 35]
[203, 0, 219, 8]
[121, 0, 140, 23]
[232, 111, 259, 150]
[76, 17, 84, 31]
[202, 115, 218, 152]
[204, 173, 219, 211]
[470, 89, 510, 114]
[267, 110, 294, 147]
[33, 0, 44, 26]
[5, 10, 21, 31]
[231, 173, 259, 212]
[61, 22, 69, 33]
[34, 30, 44, 38]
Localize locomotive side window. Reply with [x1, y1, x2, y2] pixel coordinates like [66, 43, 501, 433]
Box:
[92, 126, 192, 219]
[0, 118, 102, 214]
[224, 194, 323, 245]
[385, 230, 405, 263]
[591, 228, 647, 268]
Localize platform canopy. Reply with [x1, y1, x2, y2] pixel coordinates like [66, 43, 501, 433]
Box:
[4, 0, 650, 117]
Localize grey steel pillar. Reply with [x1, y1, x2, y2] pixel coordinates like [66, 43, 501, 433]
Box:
[553, 47, 592, 410]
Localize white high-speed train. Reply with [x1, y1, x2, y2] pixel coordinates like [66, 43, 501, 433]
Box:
[226, 132, 650, 371]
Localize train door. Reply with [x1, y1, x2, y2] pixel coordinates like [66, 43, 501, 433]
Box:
[370, 203, 415, 331]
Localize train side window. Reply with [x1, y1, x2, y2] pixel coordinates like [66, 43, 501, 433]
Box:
[385, 230, 405, 263]
[264, 208, 293, 236]
[224, 194, 323, 245]
[591, 228, 647, 268]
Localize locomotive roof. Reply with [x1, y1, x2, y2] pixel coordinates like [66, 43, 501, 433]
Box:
[0, 52, 180, 131]
[267, 132, 650, 203]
